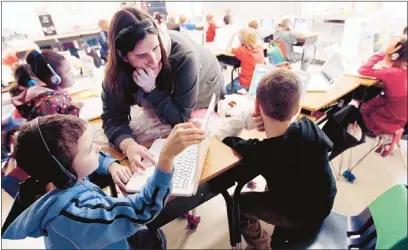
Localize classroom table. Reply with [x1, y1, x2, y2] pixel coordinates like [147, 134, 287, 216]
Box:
[302, 75, 378, 112]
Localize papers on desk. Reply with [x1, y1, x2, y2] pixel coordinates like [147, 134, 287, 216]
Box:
[66, 78, 99, 95]
[79, 97, 103, 121]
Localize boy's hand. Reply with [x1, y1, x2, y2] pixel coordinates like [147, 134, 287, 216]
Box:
[159, 123, 206, 172]
[108, 162, 133, 190]
[251, 110, 265, 132]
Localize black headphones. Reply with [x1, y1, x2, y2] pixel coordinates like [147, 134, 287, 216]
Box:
[32, 50, 62, 85]
[32, 117, 77, 189]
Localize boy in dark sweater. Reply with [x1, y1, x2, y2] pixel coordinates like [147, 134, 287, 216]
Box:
[218, 69, 337, 249]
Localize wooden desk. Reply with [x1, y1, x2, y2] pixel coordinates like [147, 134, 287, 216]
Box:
[302, 75, 362, 112]
[346, 75, 378, 87]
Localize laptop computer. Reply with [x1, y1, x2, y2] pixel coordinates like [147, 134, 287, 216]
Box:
[307, 51, 345, 92]
[247, 64, 310, 99]
[125, 93, 216, 196]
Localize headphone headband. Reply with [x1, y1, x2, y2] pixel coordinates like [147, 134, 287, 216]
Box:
[32, 117, 77, 188]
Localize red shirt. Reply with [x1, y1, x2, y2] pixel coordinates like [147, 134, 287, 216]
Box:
[232, 45, 265, 87]
[206, 20, 217, 42]
[359, 52, 407, 135]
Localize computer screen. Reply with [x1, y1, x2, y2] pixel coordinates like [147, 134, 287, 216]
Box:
[293, 18, 310, 33]
[321, 52, 346, 84]
[248, 67, 270, 97]
[260, 18, 275, 30]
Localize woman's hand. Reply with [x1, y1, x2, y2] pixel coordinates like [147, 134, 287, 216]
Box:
[108, 162, 133, 190]
[158, 123, 206, 173]
[125, 141, 156, 172]
[132, 62, 162, 93]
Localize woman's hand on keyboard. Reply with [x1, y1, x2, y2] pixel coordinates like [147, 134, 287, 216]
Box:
[158, 123, 206, 173]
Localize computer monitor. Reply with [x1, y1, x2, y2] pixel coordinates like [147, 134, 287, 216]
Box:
[248, 64, 276, 99]
[293, 18, 312, 33]
[260, 18, 275, 30]
[321, 51, 346, 84]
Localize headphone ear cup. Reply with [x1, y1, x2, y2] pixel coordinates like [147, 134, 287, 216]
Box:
[51, 75, 62, 85]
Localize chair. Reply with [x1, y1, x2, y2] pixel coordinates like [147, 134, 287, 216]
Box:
[271, 184, 408, 249]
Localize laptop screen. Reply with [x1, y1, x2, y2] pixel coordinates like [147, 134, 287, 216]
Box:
[321, 52, 346, 84]
[248, 67, 270, 98]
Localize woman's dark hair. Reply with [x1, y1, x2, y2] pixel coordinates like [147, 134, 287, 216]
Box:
[26, 49, 66, 89]
[14, 114, 87, 185]
[105, 7, 172, 103]
[223, 15, 232, 25]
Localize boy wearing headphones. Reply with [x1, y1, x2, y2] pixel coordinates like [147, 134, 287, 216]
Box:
[2, 114, 206, 249]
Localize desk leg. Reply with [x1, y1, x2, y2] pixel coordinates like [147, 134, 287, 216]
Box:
[230, 69, 235, 94]
[232, 182, 246, 250]
[221, 190, 236, 248]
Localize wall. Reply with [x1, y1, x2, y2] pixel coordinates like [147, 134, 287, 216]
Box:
[2, 2, 121, 39]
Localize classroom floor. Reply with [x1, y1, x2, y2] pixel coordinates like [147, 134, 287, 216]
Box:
[2, 62, 407, 249]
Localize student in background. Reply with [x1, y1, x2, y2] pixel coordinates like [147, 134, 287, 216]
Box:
[98, 19, 110, 62]
[225, 28, 265, 94]
[248, 20, 259, 30]
[3, 114, 206, 249]
[26, 49, 75, 91]
[224, 14, 232, 26]
[218, 69, 337, 249]
[10, 63, 79, 121]
[206, 13, 218, 42]
[273, 19, 305, 62]
[179, 15, 198, 31]
[358, 36, 407, 138]
[154, 12, 167, 30]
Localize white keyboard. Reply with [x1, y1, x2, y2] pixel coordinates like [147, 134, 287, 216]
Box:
[173, 145, 197, 188]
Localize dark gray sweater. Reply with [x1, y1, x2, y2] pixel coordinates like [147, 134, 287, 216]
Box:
[101, 30, 224, 148]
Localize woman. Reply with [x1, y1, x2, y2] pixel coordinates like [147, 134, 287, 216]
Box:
[101, 7, 224, 171]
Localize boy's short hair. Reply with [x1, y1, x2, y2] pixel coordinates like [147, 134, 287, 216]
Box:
[15, 114, 87, 183]
[256, 68, 302, 122]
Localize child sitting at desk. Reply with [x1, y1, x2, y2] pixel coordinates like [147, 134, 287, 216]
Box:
[217, 69, 337, 249]
[2, 114, 206, 249]
[10, 63, 79, 121]
[358, 36, 407, 138]
[273, 19, 305, 63]
[225, 28, 265, 94]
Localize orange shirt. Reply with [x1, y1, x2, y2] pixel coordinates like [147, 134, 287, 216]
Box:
[231, 45, 265, 87]
[206, 20, 217, 42]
